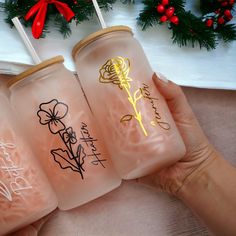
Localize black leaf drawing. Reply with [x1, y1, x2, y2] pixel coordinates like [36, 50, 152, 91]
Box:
[38, 99, 86, 179]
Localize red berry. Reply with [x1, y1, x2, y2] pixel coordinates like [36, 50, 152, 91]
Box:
[218, 17, 225, 24]
[224, 9, 232, 18]
[170, 15, 179, 25]
[229, 0, 235, 5]
[160, 15, 168, 22]
[165, 7, 175, 18]
[161, 0, 169, 6]
[206, 19, 213, 27]
[226, 15, 233, 21]
[221, 1, 228, 6]
[156, 4, 165, 14]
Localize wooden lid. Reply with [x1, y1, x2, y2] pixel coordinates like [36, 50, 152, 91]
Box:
[72, 26, 133, 59]
[8, 56, 64, 87]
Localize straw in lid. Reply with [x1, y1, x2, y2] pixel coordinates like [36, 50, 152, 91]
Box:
[8, 56, 64, 87]
[72, 26, 133, 59]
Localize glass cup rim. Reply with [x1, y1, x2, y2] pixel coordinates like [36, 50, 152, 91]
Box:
[8, 56, 64, 88]
[72, 26, 133, 60]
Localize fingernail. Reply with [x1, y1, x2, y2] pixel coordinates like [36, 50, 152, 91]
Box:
[155, 72, 169, 83]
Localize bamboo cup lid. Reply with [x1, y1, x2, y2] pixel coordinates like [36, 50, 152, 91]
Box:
[8, 56, 64, 87]
[72, 26, 133, 60]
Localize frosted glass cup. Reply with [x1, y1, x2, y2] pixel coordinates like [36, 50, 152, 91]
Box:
[0, 94, 57, 235]
[72, 26, 186, 179]
[8, 56, 121, 210]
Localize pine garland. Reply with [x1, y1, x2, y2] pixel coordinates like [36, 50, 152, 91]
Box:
[172, 11, 216, 50]
[1, 0, 236, 50]
[138, 0, 236, 50]
[3, 0, 115, 38]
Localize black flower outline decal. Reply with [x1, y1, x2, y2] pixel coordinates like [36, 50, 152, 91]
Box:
[37, 99, 68, 134]
[63, 127, 77, 144]
[37, 99, 86, 179]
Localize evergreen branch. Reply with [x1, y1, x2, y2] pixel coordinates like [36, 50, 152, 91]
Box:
[121, 0, 135, 4]
[169, 0, 185, 12]
[216, 24, 236, 43]
[138, 0, 217, 50]
[137, 0, 185, 30]
[0, 3, 4, 9]
[54, 14, 72, 38]
[2, 0, 117, 37]
[200, 0, 218, 15]
[137, 0, 159, 30]
[2, 0, 236, 49]
[98, 0, 115, 11]
[172, 11, 216, 50]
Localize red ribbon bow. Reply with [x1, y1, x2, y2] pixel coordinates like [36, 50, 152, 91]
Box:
[25, 0, 75, 39]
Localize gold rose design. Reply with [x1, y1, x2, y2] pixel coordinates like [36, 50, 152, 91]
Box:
[99, 56, 148, 136]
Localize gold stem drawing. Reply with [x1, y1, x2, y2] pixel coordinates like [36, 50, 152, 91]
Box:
[111, 58, 148, 136]
[125, 87, 147, 136]
[99, 56, 148, 136]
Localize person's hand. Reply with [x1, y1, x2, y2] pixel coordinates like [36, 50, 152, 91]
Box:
[138, 73, 219, 196]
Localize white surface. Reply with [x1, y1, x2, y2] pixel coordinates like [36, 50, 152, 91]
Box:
[0, 1, 236, 89]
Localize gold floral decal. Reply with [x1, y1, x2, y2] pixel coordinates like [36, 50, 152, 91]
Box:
[99, 56, 148, 136]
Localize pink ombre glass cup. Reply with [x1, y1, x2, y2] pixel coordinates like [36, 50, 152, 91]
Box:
[0, 93, 57, 235]
[72, 26, 186, 180]
[8, 56, 121, 210]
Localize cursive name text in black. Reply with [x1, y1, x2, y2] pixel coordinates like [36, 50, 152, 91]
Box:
[80, 122, 106, 168]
